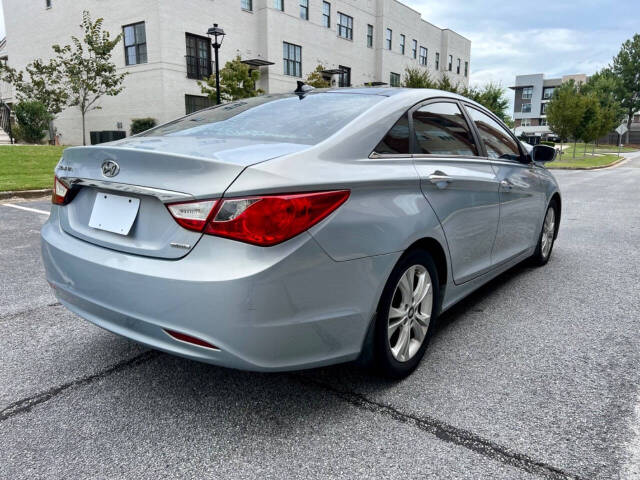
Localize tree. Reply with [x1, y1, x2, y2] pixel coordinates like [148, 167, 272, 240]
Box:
[436, 74, 460, 93]
[463, 83, 511, 123]
[200, 56, 264, 103]
[611, 34, 640, 143]
[130, 118, 157, 135]
[575, 93, 601, 156]
[401, 67, 436, 88]
[0, 58, 68, 140]
[582, 70, 625, 148]
[304, 65, 331, 88]
[546, 81, 586, 153]
[13, 101, 53, 144]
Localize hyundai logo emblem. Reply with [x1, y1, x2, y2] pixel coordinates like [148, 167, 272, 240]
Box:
[101, 160, 120, 178]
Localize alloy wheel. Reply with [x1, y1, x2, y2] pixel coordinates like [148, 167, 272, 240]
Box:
[387, 265, 433, 362]
[541, 207, 555, 259]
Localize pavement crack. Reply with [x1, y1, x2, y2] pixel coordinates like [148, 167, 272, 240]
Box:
[0, 351, 159, 422]
[294, 376, 584, 480]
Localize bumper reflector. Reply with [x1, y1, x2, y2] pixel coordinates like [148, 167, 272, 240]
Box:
[164, 329, 219, 350]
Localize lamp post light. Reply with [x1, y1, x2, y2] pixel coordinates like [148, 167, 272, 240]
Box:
[207, 23, 226, 105]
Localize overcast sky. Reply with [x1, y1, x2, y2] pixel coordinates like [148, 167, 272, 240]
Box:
[1, 1, 637, 98]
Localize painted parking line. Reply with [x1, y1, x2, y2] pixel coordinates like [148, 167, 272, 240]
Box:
[1, 203, 50, 216]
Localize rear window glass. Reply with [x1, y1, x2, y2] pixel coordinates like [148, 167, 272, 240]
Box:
[374, 113, 410, 154]
[143, 93, 383, 145]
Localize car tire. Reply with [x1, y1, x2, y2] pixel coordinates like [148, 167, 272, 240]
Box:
[372, 249, 440, 379]
[530, 200, 558, 266]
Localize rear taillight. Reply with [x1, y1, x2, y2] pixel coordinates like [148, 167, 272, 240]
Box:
[52, 176, 70, 205]
[166, 190, 349, 246]
[166, 199, 219, 232]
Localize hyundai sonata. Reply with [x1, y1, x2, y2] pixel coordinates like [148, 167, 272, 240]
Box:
[42, 87, 560, 378]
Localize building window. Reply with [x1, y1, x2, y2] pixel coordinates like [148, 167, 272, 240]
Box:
[390, 72, 400, 87]
[521, 118, 531, 127]
[540, 118, 548, 126]
[541, 103, 548, 114]
[366, 24, 373, 48]
[435, 52, 440, 70]
[123, 22, 147, 65]
[448, 55, 453, 71]
[186, 33, 212, 80]
[456, 58, 461, 74]
[283, 42, 302, 77]
[300, 0, 308, 20]
[274, 0, 284, 11]
[542, 87, 555, 99]
[464, 61, 468, 77]
[634, 114, 640, 123]
[521, 103, 532, 113]
[46, 0, 52, 8]
[241, 0, 252, 10]
[399, 34, 405, 55]
[419, 47, 427, 66]
[411, 39, 417, 59]
[338, 66, 351, 87]
[322, 2, 330, 27]
[337, 13, 353, 40]
[522, 87, 533, 100]
[385, 29, 392, 50]
[185, 94, 212, 115]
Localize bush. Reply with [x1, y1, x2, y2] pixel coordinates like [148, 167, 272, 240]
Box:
[541, 141, 556, 147]
[130, 118, 157, 135]
[14, 101, 52, 144]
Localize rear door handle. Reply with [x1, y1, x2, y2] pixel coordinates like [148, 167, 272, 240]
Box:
[428, 172, 452, 187]
[500, 179, 513, 191]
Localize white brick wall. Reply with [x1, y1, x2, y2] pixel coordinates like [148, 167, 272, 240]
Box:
[2, 0, 471, 145]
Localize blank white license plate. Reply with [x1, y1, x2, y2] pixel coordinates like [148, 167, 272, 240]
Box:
[89, 192, 140, 235]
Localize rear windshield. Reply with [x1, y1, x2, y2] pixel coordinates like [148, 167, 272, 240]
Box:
[142, 93, 383, 145]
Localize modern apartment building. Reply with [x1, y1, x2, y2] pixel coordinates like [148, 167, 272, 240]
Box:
[0, 0, 471, 145]
[510, 73, 588, 143]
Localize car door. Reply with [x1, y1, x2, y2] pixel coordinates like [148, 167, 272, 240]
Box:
[464, 105, 545, 265]
[411, 100, 501, 284]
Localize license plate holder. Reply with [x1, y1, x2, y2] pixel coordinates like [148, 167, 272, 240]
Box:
[89, 192, 140, 235]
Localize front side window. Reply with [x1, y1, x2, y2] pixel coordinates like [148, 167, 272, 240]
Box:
[337, 13, 353, 40]
[419, 47, 427, 66]
[300, 0, 309, 20]
[399, 34, 405, 55]
[467, 107, 521, 161]
[322, 1, 330, 26]
[413, 102, 478, 156]
[146, 93, 384, 146]
[522, 87, 533, 99]
[338, 65, 351, 87]
[448, 55, 453, 71]
[366, 24, 373, 48]
[123, 22, 147, 65]
[412, 39, 417, 59]
[241, 0, 252, 10]
[521, 103, 532, 113]
[435, 52, 440, 70]
[374, 113, 410, 155]
[283, 42, 302, 77]
[390, 72, 400, 87]
[385, 29, 392, 50]
[275, 0, 284, 11]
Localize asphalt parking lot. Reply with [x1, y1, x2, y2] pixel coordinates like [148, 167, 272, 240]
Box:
[1, 154, 640, 480]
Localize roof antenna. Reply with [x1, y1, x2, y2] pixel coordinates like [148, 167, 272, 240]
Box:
[295, 81, 314, 98]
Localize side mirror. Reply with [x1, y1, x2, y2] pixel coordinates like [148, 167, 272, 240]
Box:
[531, 144, 557, 163]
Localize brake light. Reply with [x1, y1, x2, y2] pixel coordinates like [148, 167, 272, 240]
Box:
[52, 176, 70, 205]
[206, 190, 350, 246]
[166, 199, 218, 232]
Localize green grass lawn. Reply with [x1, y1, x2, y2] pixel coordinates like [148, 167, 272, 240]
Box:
[0, 145, 67, 191]
[546, 142, 639, 169]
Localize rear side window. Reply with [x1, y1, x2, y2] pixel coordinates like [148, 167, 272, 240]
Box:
[374, 113, 410, 154]
[466, 107, 521, 161]
[412, 102, 478, 156]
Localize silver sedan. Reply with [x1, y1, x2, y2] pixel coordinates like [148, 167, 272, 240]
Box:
[42, 88, 560, 378]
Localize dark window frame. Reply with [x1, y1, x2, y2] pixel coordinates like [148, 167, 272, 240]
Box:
[123, 21, 147, 66]
[45, 0, 52, 8]
[456, 58, 461, 74]
[299, 0, 309, 20]
[283, 41, 302, 77]
[411, 39, 417, 59]
[185, 32, 212, 80]
[275, 0, 284, 11]
[399, 34, 405, 55]
[448, 55, 453, 71]
[322, 1, 330, 26]
[366, 24, 373, 48]
[337, 12, 353, 40]
[390, 72, 401, 87]
[241, 0, 253, 11]
[419, 46, 427, 66]
[464, 61, 468, 77]
[435, 52, 440, 70]
[338, 65, 351, 87]
[385, 28, 392, 50]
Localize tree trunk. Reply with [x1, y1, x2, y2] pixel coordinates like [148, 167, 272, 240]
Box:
[81, 110, 86, 146]
[573, 139, 577, 158]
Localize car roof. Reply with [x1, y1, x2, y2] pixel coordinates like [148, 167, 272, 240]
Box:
[326, 87, 464, 99]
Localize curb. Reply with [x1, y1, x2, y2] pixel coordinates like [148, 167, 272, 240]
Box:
[0, 189, 52, 200]
[548, 156, 627, 171]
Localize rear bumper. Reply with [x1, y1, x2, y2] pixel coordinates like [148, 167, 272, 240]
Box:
[41, 207, 399, 371]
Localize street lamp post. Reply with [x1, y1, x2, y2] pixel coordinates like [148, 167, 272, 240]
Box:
[207, 23, 226, 105]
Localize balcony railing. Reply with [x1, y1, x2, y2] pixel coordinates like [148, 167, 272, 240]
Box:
[185, 55, 213, 80]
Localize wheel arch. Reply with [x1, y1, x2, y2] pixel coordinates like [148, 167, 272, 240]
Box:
[549, 192, 561, 239]
[405, 237, 448, 290]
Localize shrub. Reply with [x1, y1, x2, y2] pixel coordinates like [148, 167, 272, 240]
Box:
[13, 101, 52, 144]
[130, 117, 157, 135]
